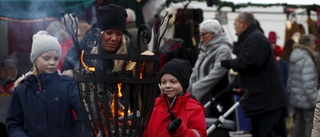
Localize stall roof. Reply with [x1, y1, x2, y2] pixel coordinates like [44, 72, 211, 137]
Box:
[0, 0, 95, 20]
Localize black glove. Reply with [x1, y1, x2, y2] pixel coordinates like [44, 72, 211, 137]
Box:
[167, 111, 182, 132]
[220, 60, 231, 69]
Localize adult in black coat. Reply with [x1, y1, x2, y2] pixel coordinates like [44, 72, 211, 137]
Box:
[220, 12, 286, 137]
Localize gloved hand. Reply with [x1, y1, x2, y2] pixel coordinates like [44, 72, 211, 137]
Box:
[220, 60, 231, 69]
[167, 111, 182, 132]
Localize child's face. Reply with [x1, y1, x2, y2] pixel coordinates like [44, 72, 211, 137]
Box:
[160, 73, 183, 99]
[34, 50, 60, 74]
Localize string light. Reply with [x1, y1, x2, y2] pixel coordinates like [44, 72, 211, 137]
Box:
[0, 16, 56, 23]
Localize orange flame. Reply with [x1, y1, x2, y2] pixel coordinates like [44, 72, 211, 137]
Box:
[110, 83, 131, 118]
[139, 61, 146, 79]
[117, 83, 122, 97]
[81, 50, 95, 72]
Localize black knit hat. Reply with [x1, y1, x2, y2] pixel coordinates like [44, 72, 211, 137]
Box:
[159, 58, 193, 91]
[96, 4, 127, 34]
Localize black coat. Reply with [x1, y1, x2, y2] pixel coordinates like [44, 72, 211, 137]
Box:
[229, 25, 286, 117]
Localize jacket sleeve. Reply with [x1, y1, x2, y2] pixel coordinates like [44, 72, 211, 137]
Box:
[301, 56, 318, 106]
[6, 87, 30, 137]
[229, 34, 269, 73]
[192, 45, 231, 100]
[68, 80, 85, 132]
[171, 103, 207, 137]
[69, 81, 82, 119]
[312, 90, 320, 137]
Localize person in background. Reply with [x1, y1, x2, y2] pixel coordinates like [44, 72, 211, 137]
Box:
[220, 12, 286, 137]
[77, 21, 91, 42]
[268, 31, 283, 62]
[269, 31, 289, 137]
[6, 31, 83, 137]
[288, 34, 318, 137]
[46, 21, 73, 71]
[313, 89, 320, 137]
[143, 58, 207, 137]
[125, 8, 148, 52]
[189, 19, 233, 119]
[276, 38, 294, 137]
[311, 8, 320, 137]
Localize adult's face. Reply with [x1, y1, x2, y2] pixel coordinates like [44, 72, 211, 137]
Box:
[101, 29, 123, 52]
[199, 29, 215, 46]
[234, 17, 245, 36]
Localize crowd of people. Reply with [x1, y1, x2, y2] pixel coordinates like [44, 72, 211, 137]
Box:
[2, 2, 320, 137]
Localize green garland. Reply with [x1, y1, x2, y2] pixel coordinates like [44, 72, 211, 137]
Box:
[217, 1, 320, 11]
[166, 0, 320, 11]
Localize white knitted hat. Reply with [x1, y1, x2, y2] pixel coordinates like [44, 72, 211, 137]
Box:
[30, 31, 61, 62]
[199, 19, 223, 35]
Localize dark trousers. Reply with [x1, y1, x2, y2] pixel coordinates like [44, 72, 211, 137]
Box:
[250, 109, 282, 137]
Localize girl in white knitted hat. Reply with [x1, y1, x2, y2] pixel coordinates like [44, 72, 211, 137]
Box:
[6, 31, 83, 137]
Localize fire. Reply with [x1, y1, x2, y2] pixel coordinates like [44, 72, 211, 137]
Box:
[80, 50, 95, 72]
[117, 83, 122, 97]
[139, 61, 146, 79]
[110, 83, 131, 118]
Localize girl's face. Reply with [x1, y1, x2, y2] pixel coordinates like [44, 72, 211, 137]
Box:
[101, 29, 123, 52]
[160, 73, 183, 99]
[34, 50, 60, 74]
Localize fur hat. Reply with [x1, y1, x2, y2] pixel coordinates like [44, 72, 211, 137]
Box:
[96, 4, 127, 34]
[299, 34, 316, 46]
[30, 31, 61, 63]
[199, 19, 223, 35]
[159, 58, 192, 91]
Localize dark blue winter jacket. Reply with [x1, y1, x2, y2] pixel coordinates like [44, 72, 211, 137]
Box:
[6, 71, 83, 137]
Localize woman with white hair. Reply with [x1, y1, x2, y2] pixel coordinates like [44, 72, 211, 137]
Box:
[287, 34, 318, 137]
[189, 19, 233, 118]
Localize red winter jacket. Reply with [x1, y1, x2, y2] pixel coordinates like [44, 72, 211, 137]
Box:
[143, 92, 207, 137]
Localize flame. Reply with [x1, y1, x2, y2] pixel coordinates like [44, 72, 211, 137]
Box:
[81, 50, 95, 72]
[139, 61, 146, 79]
[117, 83, 122, 97]
[110, 83, 131, 118]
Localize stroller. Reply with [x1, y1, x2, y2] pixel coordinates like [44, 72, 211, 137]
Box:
[205, 88, 249, 137]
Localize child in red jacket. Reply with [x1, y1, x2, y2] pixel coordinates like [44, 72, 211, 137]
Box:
[143, 58, 207, 137]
